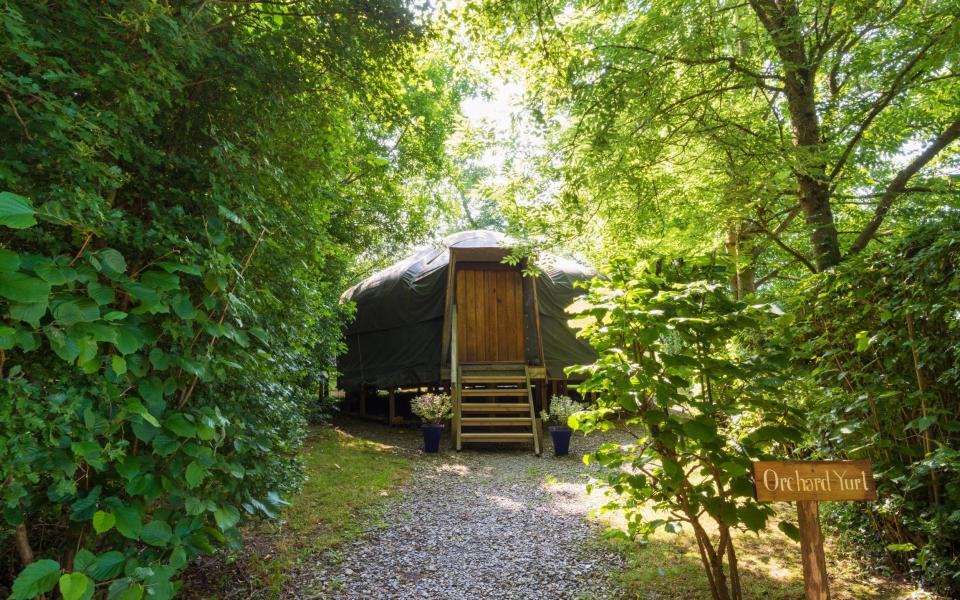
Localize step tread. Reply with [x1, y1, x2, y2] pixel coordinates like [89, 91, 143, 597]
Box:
[461, 375, 527, 383]
[460, 363, 527, 373]
[460, 403, 531, 412]
[461, 417, 532, 426]
[460, 388, 528, 397]
[461, 432, 535, 441]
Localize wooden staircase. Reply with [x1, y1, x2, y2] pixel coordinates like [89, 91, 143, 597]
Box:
[453, 362, 541, 454]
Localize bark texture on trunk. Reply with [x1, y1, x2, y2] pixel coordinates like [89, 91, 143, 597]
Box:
[750, 0, 842, 271]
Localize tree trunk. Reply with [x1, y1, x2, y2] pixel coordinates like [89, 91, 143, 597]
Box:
[15, 523, 34, 567]
[751, 0, 842, 271]
[725, 226, 756, 298]
[784, 69, 842, 271]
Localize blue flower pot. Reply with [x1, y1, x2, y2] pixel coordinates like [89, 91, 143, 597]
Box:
[422, 423, 444, 453]
[550, 426, 572, 456]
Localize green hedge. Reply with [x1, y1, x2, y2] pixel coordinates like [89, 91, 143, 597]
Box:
[790, 218, 960, 595]
[0, 1, 455, 598]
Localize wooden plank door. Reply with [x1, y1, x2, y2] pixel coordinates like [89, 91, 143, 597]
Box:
[455, 266, 524, 363]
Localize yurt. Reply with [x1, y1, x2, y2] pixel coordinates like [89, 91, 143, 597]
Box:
[337, 230, 596, 453]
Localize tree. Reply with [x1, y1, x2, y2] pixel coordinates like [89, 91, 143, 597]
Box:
[570, 258, 802, 600]
[459, 0, 960, 287]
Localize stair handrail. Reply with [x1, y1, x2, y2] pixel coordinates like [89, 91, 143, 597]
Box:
[450, 303, 461, 450]
[525, 366, 541, 455]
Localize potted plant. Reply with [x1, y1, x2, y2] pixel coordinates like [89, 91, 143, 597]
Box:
[411, 392, 452, 453]
[541, 394, 585, 456]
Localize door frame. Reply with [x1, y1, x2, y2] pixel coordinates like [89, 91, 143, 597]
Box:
[440, 248, 546, 370]
[454, 262, 525, 363]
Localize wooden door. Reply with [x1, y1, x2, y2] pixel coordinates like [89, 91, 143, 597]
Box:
[455, 266, 525, 363]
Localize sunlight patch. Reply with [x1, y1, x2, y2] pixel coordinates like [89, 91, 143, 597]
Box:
[436, 463, 471, 476]
[487, 494, 524, 511]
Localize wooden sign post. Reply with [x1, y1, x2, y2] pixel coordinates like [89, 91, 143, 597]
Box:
[752, 460, 876, 600]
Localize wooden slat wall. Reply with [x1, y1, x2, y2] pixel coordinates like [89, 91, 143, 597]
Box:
[456, 267, 524, 362]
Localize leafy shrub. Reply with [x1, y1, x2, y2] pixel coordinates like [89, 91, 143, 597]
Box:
[789, 217, 960, 595]
[0, 1, 457, 597]
[569, 258, 802, 600]
[540, 395, 585, 428]
[410, 393, 453, 424]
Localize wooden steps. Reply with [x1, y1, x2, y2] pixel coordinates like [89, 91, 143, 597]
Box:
[453, 361, 541, 454]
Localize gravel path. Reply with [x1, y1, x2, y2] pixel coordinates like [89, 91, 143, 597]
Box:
[292, 420, 627, 600]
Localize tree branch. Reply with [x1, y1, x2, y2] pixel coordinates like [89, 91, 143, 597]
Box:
[828, 31, 942, 182]
[848, 118, 960, 255]
[594, 44, 784, 89]
[755, 221, 818, 273]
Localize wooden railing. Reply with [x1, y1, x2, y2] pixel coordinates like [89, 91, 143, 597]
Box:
[450, 303, 460, 450]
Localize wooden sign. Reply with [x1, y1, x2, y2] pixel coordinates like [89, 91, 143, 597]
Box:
[752, 460, 876, 502]
[753, 460, 876, 600]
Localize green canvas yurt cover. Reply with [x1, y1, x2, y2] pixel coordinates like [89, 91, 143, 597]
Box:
[337, 231, 596, 391]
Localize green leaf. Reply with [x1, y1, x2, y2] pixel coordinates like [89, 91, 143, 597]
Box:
[745, 425, 803, 444]
[93, 510, 116, 534]
[854, 330, 871, 353]
[97, 249, 127, 274]
[186, 461, 207, 488]
[0, 192, 37, 228]
[47, 327, 80, 363]
[111, 582, 144, 600]
[149, 347, 172, 370]
[9, 302, 47, 325]
[738, 504, 768, 532]
[87, 281, 115, 305]
[77, 336, 97, 364]
[906, 415, 937, 432]
[185, 496, 206, 516]
[102, 310, 127, 321]
[141, 519, 173, 547]
[53, 298, 100, 325]
[0, 248, 21, 271]
[886, 543, 917, 553]
[164, 413, 197, 438]
[213, 505, 241, 531]
[172, 293, 196, 319]
[73, 550, 95, 573]
[112, 504, 143, 540]
[0, 326, 15, 349]
[85, 551, 125, 581]
[0, 271, 51, 304]
[112, 355, 128, 375]
[169, 546, 187, 570]
[116, 455, 143, 480]
[114, 325, 146, 355]
[682, 418, 717, 443]
[35, 262, 67, 285]
[140, 270, 180, 291]
[125, 399, 160, 427]
[10, 559, 61, 599]
[778, 520, 801, 542]
[151, 431, 179, 456]
[59, 572, 92, 600]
